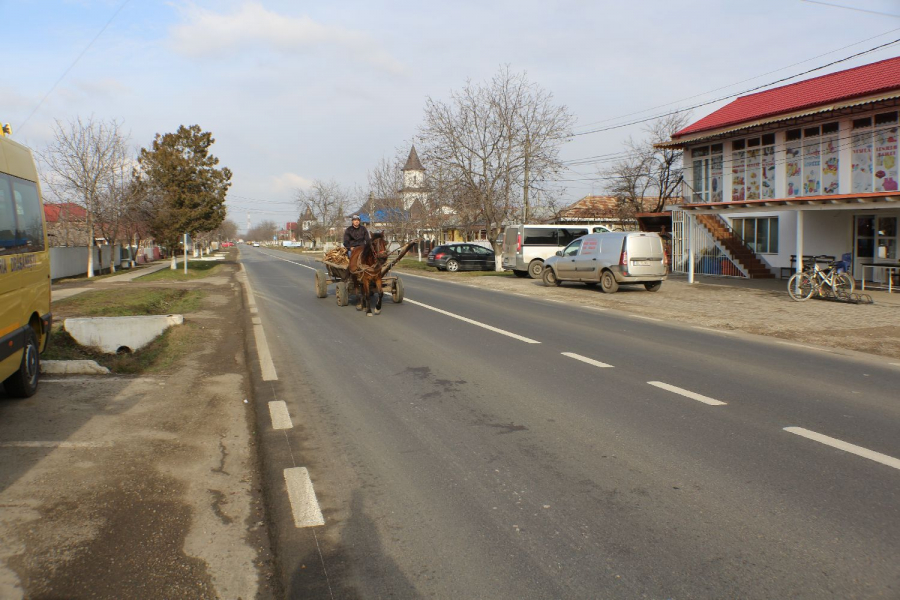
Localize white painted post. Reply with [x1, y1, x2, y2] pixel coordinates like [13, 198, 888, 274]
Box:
[687, 213, 695, 284]
[796, 211, 804, 274]
[184, 233, 188, 274]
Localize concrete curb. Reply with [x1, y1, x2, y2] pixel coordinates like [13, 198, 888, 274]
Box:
[42, 360, 110, 375]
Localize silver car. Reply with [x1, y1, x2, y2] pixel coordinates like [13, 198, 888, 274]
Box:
[542, 232, 667, 293]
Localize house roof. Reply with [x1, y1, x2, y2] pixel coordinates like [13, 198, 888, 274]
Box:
[675, 56, 900, 138]
[402, 145, 425, 171]
[44, 202, 87, 223]
[558, 196, 621, 218]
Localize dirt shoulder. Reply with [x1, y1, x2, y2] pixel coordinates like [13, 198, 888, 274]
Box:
[0, 259, 277, 599]
[394, 268, 900, 360]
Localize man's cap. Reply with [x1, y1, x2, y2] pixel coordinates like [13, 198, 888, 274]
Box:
[351, 214, 360, 220]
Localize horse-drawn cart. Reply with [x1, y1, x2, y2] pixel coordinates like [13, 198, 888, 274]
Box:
[314, 259, 404, 306]
[314, 239, 416, 308]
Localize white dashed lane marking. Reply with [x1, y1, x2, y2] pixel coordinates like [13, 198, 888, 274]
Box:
[647, 381, 727, 406]
[784, 427, 900, 471]
[284, 467, 325, 527]
[561, 352, 614, 369]
[405, 299, 541, 344]
[268, 401, 293, 430]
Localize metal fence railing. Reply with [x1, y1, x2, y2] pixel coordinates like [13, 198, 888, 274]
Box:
[671, 209, 746, 278]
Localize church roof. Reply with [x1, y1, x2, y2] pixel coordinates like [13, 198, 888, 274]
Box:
[402, 145, 425, 171]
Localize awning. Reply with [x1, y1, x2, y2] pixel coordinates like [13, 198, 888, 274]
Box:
[668, 192, 900, 214]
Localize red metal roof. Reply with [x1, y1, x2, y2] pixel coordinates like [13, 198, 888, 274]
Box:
[675, 56, 900, 138]
[44, 202, 87, 223]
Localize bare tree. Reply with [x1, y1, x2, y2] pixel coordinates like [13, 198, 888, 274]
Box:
[418, 67, 574, 263]
[603, 113, 690, 214]
[247, 220, 278, 242]
[296, 180, 348, 247]
[40, 116, 129, 277]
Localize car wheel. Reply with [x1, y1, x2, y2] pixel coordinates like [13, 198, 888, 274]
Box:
[600, 270, 619, 294]
[528, 260, 543, 279]
[3, 327, 40, 398]
[446, 259, 460, 272]
[542, 267, 561, 287]
[513, 270, 529, 278]
[644, 281, 662, 292]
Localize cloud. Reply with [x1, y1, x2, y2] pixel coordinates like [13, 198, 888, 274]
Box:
[169, 2, 404, 74]
[273, 172, 313, 192]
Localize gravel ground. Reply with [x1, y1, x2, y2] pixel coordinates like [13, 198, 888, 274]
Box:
[395, 268, 900, 360]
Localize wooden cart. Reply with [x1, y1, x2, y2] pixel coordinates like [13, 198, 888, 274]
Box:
[314, 259, 404, 307]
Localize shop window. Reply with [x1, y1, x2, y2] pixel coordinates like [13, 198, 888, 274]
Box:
[732, 216, 779, 254]
[851, 111, 899, 193]
[732, 136, 775, 201]
[786, 122, 839, 197]
[690, 144, 723, 202]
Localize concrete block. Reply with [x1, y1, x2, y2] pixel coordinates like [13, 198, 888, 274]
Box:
[42, 360, 110, 375]
[64, 315, 184, 354]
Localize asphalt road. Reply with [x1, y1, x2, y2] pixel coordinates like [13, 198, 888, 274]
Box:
[241, 245, 900, 600]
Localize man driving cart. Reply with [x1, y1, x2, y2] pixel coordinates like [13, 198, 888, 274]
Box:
[343, 214, 370, 271]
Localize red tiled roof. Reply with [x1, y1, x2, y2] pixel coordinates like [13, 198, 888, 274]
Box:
[44, 202, 87, 223]
[675, 56, 900, 138]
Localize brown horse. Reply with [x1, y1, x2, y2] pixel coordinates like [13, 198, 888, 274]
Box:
[349, 232, 390, 316]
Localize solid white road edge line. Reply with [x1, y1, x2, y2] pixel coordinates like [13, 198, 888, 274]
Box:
[634, 315, 662, 322]
[262, 251, 317, 270]
[240, 266, 278, 381]
[561, 352, 614, 369]
[647, 381, 727, 406]
[268, 400, 293, 430]
[692, 326, 736, 335]
[784, 427, 900, 471]
[284, 467, 325, 527]
[405, 299, 541, 344]
[0, 441, 112, 448]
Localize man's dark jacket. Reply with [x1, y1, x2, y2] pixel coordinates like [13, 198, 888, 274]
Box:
[343, 224, 370, 249]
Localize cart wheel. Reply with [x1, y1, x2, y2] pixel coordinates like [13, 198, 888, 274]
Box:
[336, 281, 349, 306]
[392, 277, 404, 303]
[315, 270, 327, 298]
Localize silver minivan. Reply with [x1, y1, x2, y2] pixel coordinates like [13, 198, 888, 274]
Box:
[542, 232, 667, 293]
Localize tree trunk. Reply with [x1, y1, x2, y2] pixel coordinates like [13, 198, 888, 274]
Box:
[87, 213, 94, 278]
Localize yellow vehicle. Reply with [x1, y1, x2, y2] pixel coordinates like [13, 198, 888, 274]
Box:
[0, 126, 51, 397]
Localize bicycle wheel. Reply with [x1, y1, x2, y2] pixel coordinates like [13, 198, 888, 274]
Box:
[831, 272, 855, 299]
[787, 273, 814, 301]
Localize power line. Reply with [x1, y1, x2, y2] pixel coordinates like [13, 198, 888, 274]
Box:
[572, 25, 900, 132]
[18, 0, 132, 133]
[801, 0, 900, 18]
[570, 36, 900, 138]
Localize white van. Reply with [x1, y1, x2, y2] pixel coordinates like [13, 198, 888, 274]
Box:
[542, 232, 667, 293]
[501, 224, 612, 278]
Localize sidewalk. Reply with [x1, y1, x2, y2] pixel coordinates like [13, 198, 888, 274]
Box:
[396, 267, 900, 360]
[52, 257, 187, 302]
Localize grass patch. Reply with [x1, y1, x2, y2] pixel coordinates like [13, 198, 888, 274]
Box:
[137, 261, 224, 282]
[43, 322, 198, 374]
[55, 269, 122, 284]
[396, 258, 438, 272]
[456, 269, 513, 277]
[53, 288, 205, 318]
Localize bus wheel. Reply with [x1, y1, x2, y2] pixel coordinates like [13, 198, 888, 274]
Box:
[3, 327, 40, 398]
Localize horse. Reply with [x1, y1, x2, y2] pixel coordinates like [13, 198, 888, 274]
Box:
[349, 232, 390, 316]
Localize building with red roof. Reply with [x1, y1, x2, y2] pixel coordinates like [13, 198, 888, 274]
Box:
[660, 56, 900, 285]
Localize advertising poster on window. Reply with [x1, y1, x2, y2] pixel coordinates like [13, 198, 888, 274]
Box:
[785, 143, 802, 197]
[821, 136, 839, 194]
[710, 155, 723, 202]
[851, 133, 874, 193]
[874, 127, 898, 192]
[803, 141, 821, 195]
[745, 149, 761, 200]
[731, 150, 745, 201]
[762, 146, 776, 199]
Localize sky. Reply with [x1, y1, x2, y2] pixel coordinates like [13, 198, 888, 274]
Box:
[3, 0, 900, 234]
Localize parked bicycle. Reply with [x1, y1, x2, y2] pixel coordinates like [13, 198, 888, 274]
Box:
[787, 256, 855, 301]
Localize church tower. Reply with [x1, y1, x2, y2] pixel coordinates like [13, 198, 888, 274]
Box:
[400, 145, 427, 210]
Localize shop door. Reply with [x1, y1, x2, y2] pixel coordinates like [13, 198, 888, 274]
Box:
[854, 215, 875, 278]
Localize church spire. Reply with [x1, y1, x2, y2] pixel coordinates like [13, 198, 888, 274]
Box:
[402, 145, 425, 172]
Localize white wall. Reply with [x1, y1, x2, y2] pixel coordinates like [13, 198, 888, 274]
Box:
[50, 245, 122, 280]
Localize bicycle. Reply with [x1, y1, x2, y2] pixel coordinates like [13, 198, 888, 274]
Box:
[787, 256, 855, 301]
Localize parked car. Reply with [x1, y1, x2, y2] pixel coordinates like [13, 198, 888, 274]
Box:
[252, 242, 260, 247]
[427, 243, 496, 272]
[542, 232, 667, 293]
[500, 223, 612, 279]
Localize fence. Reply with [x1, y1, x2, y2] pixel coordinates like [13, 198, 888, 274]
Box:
[671, 209, 745, 278]
[49, 245, 128, 280]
